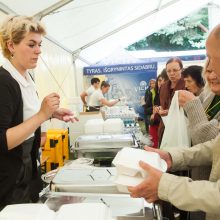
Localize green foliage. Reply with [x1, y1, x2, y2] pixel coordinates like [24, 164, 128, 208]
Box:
[127, 8, 208, 51]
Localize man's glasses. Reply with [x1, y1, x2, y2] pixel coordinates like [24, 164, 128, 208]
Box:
[207, 58, 210, 68]
[206, 58, 213, 74]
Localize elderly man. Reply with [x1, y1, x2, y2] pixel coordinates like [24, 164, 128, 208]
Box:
[128, 24, 220, 220]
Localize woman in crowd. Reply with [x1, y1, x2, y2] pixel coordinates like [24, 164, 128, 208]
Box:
[179, 60, 220, 148]
[158, 57, 185, 145]
[87, 81, 122, 111]
[145, 69, 168, 148]
[143, 79, 156, 133]
[0, 15, 76, 208]
[182, 65, 204, 96]
[156, 58, 186, 220]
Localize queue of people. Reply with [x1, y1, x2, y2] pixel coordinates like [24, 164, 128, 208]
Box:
[129, 24, 220, 220]
[136, 24, 220, 220]
[143, 60, 205, 150]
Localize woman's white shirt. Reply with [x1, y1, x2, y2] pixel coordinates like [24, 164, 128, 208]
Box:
[3, 59, 40, 139]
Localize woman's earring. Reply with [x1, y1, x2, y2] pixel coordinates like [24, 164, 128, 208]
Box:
[11, 52, 14, 58]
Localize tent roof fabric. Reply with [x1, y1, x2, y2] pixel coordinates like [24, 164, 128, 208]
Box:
[0, 0, 219, 64]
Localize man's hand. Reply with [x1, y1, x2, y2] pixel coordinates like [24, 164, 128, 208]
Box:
[52, 108, 79, 122]
[144, 146, 172, 170]
[178, 90, 196, 107]
[128, 161, 163, 203]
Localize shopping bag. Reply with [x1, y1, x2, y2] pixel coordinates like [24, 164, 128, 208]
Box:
[160, 91, 190, 149]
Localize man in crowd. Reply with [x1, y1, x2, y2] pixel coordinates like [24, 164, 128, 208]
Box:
[80, 77, 100, 112]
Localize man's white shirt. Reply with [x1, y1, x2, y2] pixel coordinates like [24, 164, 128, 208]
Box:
[88, 89, 104, 106]
[85, 85, 95, 104]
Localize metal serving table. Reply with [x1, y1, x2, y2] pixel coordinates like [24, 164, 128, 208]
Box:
[44, 192, 162, 220]
[42, 166, 163, 220]
[73, 134, 136, 165]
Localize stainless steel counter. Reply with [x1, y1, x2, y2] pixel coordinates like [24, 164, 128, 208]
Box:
[43, 165, 163, 219]
[44, 192, 156, 220]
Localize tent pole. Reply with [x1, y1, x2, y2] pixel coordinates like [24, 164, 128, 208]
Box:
[42, 38, 91, 65]
[33, 0, 74, 20]
[44, 37, 91, 65]
[44, 35, 73, 54]
[72, 49, 92, 66]
[208, 2, 220, 30]
[157, 0, 163, 10]
[72, 53, 79, 97]
[0, 2, 16, 14]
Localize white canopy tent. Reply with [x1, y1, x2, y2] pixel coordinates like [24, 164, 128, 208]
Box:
[1, 0, 220, 142]
[0, 0, 220, 100]
[1, 0, 220, 64]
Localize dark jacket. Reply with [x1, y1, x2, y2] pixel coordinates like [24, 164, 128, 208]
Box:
[0, 67, 41, 206]
[144, 89, 153, 115]
[144, 89, 161, 125]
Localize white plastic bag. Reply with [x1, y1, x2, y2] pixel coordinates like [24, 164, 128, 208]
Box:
[160, 91, 190, 149]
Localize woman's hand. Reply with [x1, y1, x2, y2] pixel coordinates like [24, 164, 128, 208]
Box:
[38, 93, 60, 121]
[150, 114, 155, 121]
[158, 107, 168, 116]
[53, 108, 79, 122]
[153, 106, 160, 114]
[178, 90, 196, 107]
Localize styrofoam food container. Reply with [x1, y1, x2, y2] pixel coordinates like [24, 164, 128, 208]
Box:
[103, 118, 124, 134]
[112, 147, 167, 178]
[114, 174, 144, 193]
[84, 119, 104, 134]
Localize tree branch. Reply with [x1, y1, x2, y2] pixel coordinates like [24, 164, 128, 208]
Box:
[198, 23, 209, 33]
